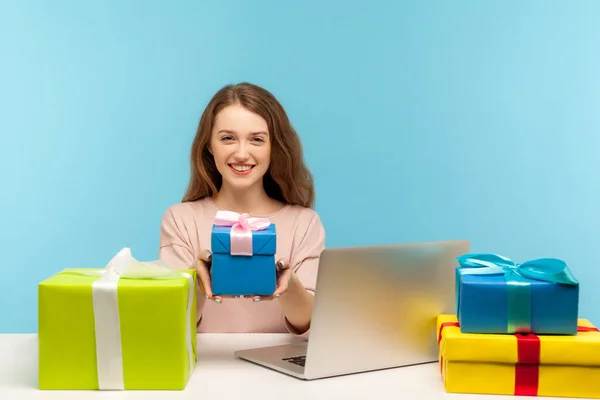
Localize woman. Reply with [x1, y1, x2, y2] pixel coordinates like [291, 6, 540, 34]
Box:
[159, 82, 325, 338]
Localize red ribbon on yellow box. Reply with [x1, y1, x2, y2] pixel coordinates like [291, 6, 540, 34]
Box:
[437, 315, 600, 398]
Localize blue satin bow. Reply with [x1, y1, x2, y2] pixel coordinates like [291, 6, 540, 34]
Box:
[457, 253, 578, 333]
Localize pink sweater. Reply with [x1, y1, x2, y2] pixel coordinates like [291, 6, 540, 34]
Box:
[158, 197, 326, 337]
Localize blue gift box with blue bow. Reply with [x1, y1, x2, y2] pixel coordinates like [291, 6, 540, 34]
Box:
[210, 211, 277, 296]
[455, 254, 579, 335]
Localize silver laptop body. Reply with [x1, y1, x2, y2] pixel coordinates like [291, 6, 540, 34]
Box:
[234, 239, 470, 380]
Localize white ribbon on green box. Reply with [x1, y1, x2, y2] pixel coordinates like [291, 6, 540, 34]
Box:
[71, 248, 195, 390]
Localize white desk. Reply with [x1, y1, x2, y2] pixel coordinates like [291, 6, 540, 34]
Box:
[0, 333, 563, 400]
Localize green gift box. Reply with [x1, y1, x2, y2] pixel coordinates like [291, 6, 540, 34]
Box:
[38, 248, 197, 390]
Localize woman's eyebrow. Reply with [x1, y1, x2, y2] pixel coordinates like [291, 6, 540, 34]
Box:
[216, 130, 268, 136]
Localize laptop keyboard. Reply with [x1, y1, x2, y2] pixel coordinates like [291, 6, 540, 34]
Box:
[282, 355, 306, 367]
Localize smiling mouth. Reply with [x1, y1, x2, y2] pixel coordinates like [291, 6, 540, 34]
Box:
[229, 164, 255, 174]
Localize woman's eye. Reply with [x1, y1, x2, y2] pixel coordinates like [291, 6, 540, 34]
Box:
[252, 137, 265, 143]
[221, 136, 233, 141]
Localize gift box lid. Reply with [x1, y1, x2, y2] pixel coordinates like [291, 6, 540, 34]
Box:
[211, 224, 276, 255]
[437, 314, 600, 366]
[39, 268, 194, 287]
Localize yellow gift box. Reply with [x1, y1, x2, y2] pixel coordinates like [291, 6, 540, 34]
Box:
[437, 314, 600, 398]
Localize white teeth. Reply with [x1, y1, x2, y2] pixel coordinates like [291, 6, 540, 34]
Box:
[231, 165, 252, 172]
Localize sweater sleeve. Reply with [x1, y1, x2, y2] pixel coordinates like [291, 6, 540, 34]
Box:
[158, 207, 195, 269]
[158, 206, 204, 325]
[283, 211, 326, 339]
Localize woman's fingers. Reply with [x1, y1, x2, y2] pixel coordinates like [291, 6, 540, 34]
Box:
[196, 250, 213, 299]
[276, 258, 288, 271]
[197, 250, 224, 303]
[272, 269, 292, 298]
[198, 249, 212, 264]
[272, 258, 291, 298]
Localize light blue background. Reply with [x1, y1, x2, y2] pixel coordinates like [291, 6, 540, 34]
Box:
[2, 1, 599, 333]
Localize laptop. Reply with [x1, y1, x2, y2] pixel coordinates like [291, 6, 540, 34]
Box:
[234, 239, 470, 380]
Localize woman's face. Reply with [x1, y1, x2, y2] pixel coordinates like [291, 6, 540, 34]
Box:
[209, 104, 271, 191]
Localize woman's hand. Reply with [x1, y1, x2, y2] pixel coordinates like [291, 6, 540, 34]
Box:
[271, 258, 292, 298]
[196, 249, 225, 304]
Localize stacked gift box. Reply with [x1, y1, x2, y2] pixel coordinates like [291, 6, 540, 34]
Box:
[437, 253, 600, 398]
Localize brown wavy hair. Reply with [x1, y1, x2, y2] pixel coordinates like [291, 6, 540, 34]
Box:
[182, 82, 315, 208]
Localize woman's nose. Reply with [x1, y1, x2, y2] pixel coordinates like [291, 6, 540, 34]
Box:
[234, 143, 249, 160]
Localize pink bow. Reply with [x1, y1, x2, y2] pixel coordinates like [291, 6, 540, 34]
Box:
[214, 210, 271, 256]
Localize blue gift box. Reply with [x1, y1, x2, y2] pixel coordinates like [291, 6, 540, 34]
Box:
[455, 253, 579, 335]
[210, 223, 277, 296]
